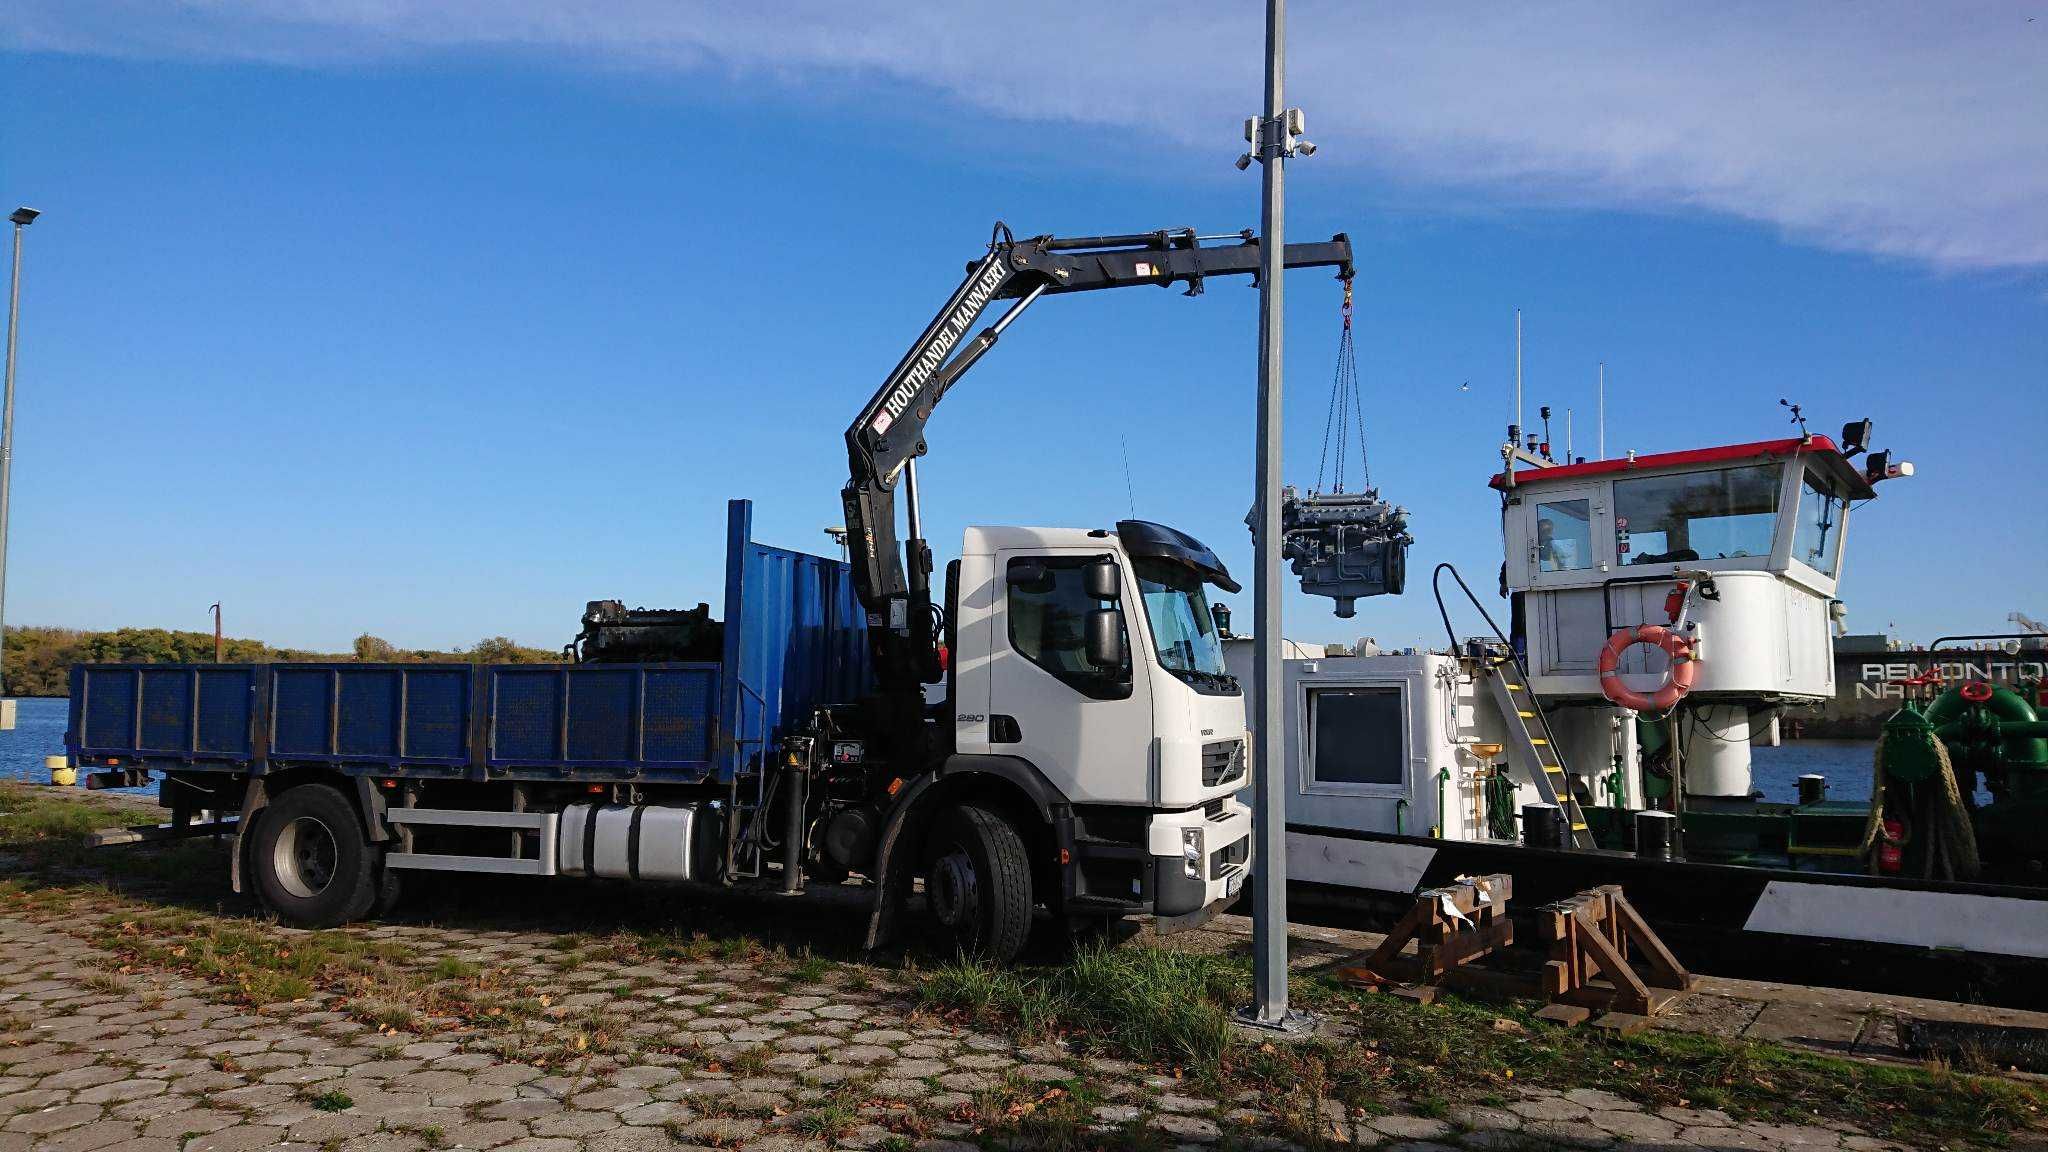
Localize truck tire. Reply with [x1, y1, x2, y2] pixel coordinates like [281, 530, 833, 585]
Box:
[250, 784, 380, 928]
[924, 803, 1033, 962]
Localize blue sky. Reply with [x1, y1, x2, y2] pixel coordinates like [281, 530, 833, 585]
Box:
[1, 3, 2044, 653]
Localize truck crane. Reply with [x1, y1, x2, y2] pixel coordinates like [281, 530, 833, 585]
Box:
[843, 222, 1354, 699]
[63, 222, 1355, 966]
[830, 222, 1355, 956]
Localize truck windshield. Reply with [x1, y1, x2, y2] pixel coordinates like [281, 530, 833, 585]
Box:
[1135, 559, 1236, 694]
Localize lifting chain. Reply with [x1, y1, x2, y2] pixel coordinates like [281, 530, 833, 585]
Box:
[1314, 276, 1370, 495]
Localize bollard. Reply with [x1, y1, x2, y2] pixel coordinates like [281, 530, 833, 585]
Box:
[1635, 810, 1680, 860]
[1796, 773, 1827, 806]
[1521, 803, 1568, 850]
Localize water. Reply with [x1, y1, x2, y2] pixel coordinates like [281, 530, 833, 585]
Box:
[0, 698, 70, 784]
[1752, 739, 1874, 803]
[0, 697, 155, 795]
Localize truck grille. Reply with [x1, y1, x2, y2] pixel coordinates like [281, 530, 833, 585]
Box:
[1201, 739, 1246, 788]
[1209, 835, 1249, 880]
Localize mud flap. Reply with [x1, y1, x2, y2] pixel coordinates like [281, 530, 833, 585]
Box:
[228, 778, 269, 895]
[861, 772, 936, 954]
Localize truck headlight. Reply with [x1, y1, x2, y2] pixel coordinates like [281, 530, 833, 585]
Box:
[1182, 827, 1203, 879]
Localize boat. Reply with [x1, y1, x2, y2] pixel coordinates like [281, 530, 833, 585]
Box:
[1231, 424, 2048, 1008]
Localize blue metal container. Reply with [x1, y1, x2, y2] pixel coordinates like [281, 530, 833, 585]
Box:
[717, 499, 871, 781]
[64, 499, 871, 786]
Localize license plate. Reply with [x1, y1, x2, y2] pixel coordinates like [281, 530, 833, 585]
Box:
[1225, 870, 1245, 899]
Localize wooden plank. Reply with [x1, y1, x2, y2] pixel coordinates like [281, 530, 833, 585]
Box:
[1574, 922, 1654, 1015]
[87, 818, 237, 848]
[1534, 1003, 1591, 1027]
[1591, 1012, 1653, 1035]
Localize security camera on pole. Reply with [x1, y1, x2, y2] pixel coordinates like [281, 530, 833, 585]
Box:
[1237, 0, 1316, 1035]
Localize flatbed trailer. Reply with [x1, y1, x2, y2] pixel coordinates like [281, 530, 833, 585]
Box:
[65, 501, 871, 916]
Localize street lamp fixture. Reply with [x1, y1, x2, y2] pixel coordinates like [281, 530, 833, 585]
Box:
[7, 209, 37, 228]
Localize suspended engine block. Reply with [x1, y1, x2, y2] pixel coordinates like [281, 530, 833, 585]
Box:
[1277, 486, 1412, 618]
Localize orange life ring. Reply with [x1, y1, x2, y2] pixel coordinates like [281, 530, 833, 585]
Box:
[1597, 625, 1698, 712]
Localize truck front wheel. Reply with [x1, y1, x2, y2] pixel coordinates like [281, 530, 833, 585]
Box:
[250, 784, 381, 928]
[924, 803, 1033, 962]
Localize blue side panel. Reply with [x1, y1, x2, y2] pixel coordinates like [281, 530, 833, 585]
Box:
[137, 669, 192, 752]
[403, 668, 469, 761]
[261, 665, 474, 768]
[486, 663, 719, 778]
[68, 664, 257, 766]
[196, 669, 255, 755]
[336, 670, 399, 757]
[565, 667, 635, 762]
[489, 669, 561, 763]
[717, 499, 873, 782]
[270, 667, 334, 758]
[641, 668, 717, 765]
[81, 667, 137, 751]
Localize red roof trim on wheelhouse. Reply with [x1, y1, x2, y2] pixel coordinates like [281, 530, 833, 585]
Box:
[1489, 435, 1873, 498]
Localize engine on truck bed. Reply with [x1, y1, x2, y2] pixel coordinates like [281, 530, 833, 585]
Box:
[569, 600, 723, 663]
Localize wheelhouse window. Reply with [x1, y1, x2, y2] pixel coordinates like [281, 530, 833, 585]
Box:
[1793, 471, 1846, 576]
[1614, 464, 1779, 564]
[1535, 499, 1594, 573]
[1307, 687, 1404, 787]
[1006, 557, 1131, 700]
[1134, 558, 1236, 695]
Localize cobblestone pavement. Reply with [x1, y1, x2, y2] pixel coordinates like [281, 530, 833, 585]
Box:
[0, 786, 2025, 1151]
[0, 890, 1954, 1152]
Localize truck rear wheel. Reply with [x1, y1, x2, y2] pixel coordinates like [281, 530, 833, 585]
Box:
[251, 784, 380, 928]
[924, 803, 1033, 962]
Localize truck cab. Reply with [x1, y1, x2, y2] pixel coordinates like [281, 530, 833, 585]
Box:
[944, 520, 1253, 924]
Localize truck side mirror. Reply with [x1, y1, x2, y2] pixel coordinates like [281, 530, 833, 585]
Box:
[1085, 608, 1126, 670]
[1084, 558, 1122, 602]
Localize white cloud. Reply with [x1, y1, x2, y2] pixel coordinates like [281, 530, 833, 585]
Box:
[9, 1, 2046, 269]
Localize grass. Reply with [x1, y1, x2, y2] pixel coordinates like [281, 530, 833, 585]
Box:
[87, 909, 419, 1007]
[918, 945, 2047, 1150]
[785, 947, 833, 984]
[794, 1099, 860, 1139]
[0, 784, 121, 843]
[307, 1088, 354, 1112]
[920, 945, 1241, 1073]
[725, 1046, 772, 1076]
[430, 957, 481, 981]
[79, 969, 128, 995]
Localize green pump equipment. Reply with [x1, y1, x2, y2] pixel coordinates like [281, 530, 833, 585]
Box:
[1872, 680, 2048, 884]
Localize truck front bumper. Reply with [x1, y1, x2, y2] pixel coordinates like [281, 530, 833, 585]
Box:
[1147, 799, 1253, 920]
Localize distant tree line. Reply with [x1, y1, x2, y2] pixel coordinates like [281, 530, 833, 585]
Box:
[1, 625, 563, 698]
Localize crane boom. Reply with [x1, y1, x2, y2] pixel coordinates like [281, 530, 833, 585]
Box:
[843, 221, 1353, 690]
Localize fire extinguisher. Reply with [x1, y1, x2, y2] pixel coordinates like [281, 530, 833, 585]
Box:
[1877, 817, 1905, 874]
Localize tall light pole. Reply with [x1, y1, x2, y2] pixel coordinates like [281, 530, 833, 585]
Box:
[0, 206, 41, 727]
[1241, 0, 1314, 1033]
